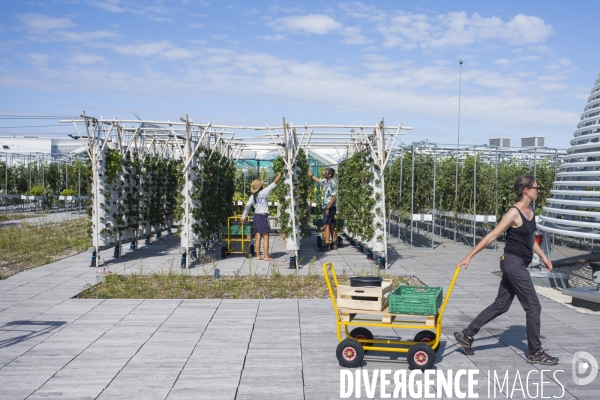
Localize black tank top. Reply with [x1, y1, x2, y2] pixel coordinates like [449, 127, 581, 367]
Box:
[504, 205, 536, 264]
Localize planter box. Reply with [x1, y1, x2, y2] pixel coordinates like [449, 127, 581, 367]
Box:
[21, 195, 44, 200]
[337, 279, 393, 311]
[59, 196, 78, 200]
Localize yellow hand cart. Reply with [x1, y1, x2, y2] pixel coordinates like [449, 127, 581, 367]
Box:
[323, 262, 461, 369]
[220, 215, 254, 258]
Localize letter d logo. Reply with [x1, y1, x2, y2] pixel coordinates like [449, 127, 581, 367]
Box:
[572, 351, 598, 385]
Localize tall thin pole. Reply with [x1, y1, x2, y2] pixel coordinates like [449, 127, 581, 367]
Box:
[454, 58, 463, 243]
[432, 145, 436, 249]
[410, 145, 415, 249]
[457, 58, 463, 150]
[398, 152, 403, 239]
[473, 147, 477, 247]
[78, 160, 81, 214]
[533, 148, 538, 211]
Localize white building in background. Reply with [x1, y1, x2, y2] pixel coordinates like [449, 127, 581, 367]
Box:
[0, 136, 85, 165]
[0, 136, 84, 156]
[539, 71, 600, 240]
[521, 136, 546, 148]
[488, 137, 511, 148]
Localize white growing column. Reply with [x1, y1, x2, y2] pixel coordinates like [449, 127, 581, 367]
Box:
[92, 145, 108, 250]
[539, 72, 600, 240]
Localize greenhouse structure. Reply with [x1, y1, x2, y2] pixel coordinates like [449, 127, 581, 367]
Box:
[58, 114, 410, 268]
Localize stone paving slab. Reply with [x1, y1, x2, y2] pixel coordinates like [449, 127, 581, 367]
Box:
[1, 230, 600, 399]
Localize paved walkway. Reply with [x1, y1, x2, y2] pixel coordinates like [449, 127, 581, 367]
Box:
[1, 232, 599, 399]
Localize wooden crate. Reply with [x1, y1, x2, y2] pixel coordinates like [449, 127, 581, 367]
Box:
[336, 279, 393, 311]
[339, 307, 436, 326]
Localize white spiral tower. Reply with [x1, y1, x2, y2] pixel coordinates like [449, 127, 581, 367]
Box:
[539, 72, 600, 239]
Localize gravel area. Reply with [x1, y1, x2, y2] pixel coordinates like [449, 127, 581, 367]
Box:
[535, 285, 600, 315]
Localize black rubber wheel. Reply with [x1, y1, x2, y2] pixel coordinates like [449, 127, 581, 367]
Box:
[336, 339, 364, 368]
[220, 246, 227, 259]
[337, 236, 343, 247]
[249, 243, 255, 257]
[317, 236, 322, 248]
[349, 327, 373, 352]
[407, 343, 436, 370]
[413, 330, 439, 353]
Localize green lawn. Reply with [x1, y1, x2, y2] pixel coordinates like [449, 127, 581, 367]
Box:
[79, 272, 419, 299]
[0, 217, 90, 279]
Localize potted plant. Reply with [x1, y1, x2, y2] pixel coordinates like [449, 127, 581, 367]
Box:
[59, 188, 78, 200]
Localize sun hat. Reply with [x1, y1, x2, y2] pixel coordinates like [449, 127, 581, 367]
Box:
[250, 179, 264, 193]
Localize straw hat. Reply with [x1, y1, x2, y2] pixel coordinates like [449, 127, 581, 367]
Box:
[250, 179, 264, 193]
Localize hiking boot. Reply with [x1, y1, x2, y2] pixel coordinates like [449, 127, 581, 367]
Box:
[527, 349, 559, 365]
[318, 244, 330, 251]
[454, 331, 474, 355]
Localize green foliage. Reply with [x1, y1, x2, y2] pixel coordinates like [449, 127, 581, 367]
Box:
[385, 146, 559, 220]
[271, 151, 310, 237]
[338, 151, 375, 240]
[193, 148, 236, 238]
[60, 188, 77, 196]
[272, 156, 291, 235]
[294, 149, 313, 237]
[104, 149, 121, 184]
[29, 185, 44, 196]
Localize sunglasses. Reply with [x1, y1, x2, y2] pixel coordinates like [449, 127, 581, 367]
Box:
[528, 186, 540, 191]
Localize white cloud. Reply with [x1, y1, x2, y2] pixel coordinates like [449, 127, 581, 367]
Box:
[271, 14, 342, 35]
[187, 23, 205, 29]
[256, 34, 285, 42]
[87, 0, 173, 22]
[341, 26, 371, 45]
[2, 46, 576, 134]
[87, 0, 124, 13]
[68, 54, 107, 65]
[339, 2, 386, 22]
[27, 30, 118, 43]
[378, 11, 553, 50]
[108, 41, 195, 60]
[17, 13, 76, 31]
[24, 52, 53, 66]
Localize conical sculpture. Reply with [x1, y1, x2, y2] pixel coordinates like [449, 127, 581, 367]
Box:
[539, 72, 600, 239]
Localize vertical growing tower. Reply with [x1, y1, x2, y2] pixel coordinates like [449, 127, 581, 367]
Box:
[539, 72, 600, 239]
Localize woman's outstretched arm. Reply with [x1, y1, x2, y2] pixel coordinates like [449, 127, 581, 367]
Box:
[457, 208, 519, 270]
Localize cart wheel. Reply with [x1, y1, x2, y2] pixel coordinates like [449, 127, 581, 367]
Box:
[413, 330, 439, 353]
[336, 339, 364, 368]
[249, 243, 255, 257]
[349, 327, 373, 351]
[337, 236, 343, 247]
[407, 343, 436, 370]
[220, 246, 227, 259]
[317, 236, 322, 248]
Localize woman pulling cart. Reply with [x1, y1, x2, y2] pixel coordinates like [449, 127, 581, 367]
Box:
[455, 174, 558, 365]
[240, 172, 282, 261]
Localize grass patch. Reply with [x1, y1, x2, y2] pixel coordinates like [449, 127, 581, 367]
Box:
[0, 217, 90, 279]
[78, 270, 421, 299]
[0, 213, 43, 222]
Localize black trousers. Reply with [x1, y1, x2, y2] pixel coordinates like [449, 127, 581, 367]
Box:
[464, 252, 542, 354]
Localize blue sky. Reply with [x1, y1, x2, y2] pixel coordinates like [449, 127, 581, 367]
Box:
[0, 0, 599, 148]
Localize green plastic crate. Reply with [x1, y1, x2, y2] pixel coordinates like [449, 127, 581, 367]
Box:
[388, 286, 443, 315]
[221, 225, 252, 235]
